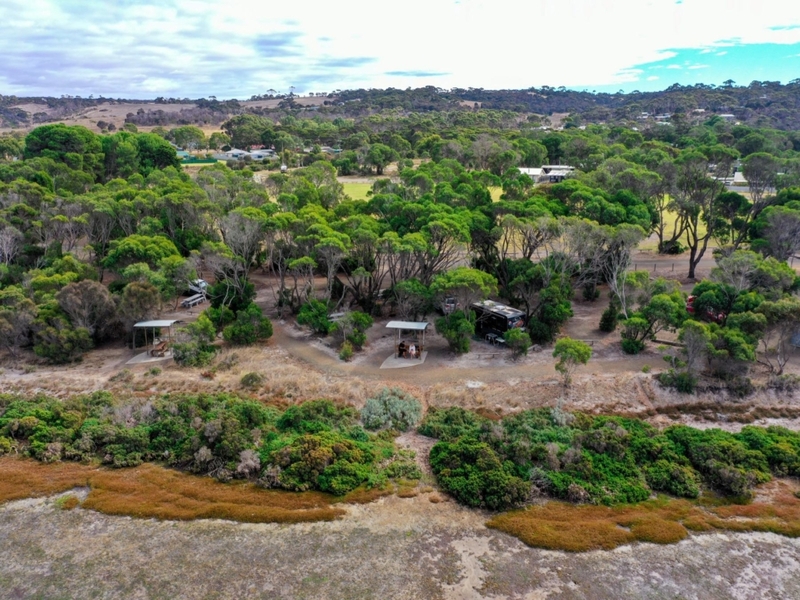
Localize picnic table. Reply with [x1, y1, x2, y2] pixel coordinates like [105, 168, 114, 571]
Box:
[150, 341, 169, 357]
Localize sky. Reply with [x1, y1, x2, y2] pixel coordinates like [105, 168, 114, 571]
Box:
[2, 0, 800, 99]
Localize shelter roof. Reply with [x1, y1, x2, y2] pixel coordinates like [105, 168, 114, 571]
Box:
[386, 321, 429, 331]
[134, 320, 179, 328]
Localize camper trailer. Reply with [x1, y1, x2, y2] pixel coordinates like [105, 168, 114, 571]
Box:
[470, 300, 526, 338]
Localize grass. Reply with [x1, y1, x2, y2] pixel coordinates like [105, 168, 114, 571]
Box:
[487, 480, 800, 552]
[0, 457, 344, 524]
[489, 186, 503, 202]
[342, 182, 372, 201]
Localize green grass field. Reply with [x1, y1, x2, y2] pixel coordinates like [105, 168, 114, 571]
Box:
[342, 182, 372, 201]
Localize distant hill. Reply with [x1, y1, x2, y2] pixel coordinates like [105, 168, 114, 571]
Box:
[2, 80, 800, 131]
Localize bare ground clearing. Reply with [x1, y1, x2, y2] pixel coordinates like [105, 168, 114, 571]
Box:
[2, 491, 800, 599]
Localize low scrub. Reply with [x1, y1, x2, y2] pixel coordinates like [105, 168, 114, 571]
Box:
[0, 393, 419, 498]
[488, 480, 800, 552]
[361, 388, 422, 432]
[419, 406, 800, 510]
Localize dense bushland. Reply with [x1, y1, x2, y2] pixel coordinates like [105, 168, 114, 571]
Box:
[0, 393, 420, 496]
[420, 406, 800, 509]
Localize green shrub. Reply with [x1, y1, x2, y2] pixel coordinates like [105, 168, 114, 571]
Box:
[339, 341, 354, 361]
[297, 300, 333, 335]
[240, 372, 264, 389]
[644, 460, 700, 498]
[621, 338, 645, 355]
[504, 328, 531, 359]
[599, 301, 619, 332]
[147, 367, 162, 376]
[361, 388, 422, 432]
[658, 370, 697, 394]
[435, 310, 474, 354]
[429, 438, 529, 510]
[641, 365, 651, 374]
[222, 303, 273, 346]
[417, 406, 487, 441]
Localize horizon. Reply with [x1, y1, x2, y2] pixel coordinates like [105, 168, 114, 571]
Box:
[2, 0, 800, 99]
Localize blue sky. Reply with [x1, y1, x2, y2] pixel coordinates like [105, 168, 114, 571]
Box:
[2, 0, 800, 98]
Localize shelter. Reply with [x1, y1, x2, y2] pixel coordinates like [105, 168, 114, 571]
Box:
[385, 321, 429, 359]
[133, 319, 179, 357]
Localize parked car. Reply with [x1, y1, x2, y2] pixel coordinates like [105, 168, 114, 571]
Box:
[685, 295, 726, 324]
[439, 297, 458, 315]
[188, 279, 208, 296]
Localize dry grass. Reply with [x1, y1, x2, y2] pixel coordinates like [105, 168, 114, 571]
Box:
[0, 458, 344, 524]
[487, 480, 800, 552]
[0, 458, 95, 503]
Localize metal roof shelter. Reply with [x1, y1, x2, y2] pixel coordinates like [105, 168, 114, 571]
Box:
[133, 319, 179, 354]
[386, 321, 429, 359]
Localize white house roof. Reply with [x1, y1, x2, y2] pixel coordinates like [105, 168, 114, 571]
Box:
[134, 320, 179, 328]
[386, 321, 429, 331]
[518, 167, 542, 177]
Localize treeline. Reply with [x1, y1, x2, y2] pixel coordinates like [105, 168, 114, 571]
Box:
[5, 80, 800, 129]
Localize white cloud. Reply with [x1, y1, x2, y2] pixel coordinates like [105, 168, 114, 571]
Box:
[667, 65, 684, 70]
[1, 0, 800, 96]
[716, 51, 728, 56]
[647, 76, 660, 81]
[688, 64, 710, 69]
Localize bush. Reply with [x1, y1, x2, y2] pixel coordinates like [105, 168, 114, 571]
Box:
[240, 372, 264, 389]
[339, 341, 354, 361]
[429, 438, 529, 510]
[361, 388, 422, 432]
[503, 328, 531, 359]
[435, 310, 474, 354]
[644, 460, 700, 498]
[621, 338, 645, 355]
[599, 303, 619, 332]
[658, 370, 697, 394]
[297, 300, 333, 335]
[222, 303, 273, 345]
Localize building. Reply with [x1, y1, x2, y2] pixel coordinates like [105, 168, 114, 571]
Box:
[518, 167, 543, 180]
[540, 165, 576, 183]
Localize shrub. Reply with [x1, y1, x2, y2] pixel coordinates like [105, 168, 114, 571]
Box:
[641, 365, 651, 374]
[222, 303, 273, 346]
[297, 300, 333, 335]
[339, 341, 354, 361]
[361, 388, 422, 432]
[435, 310, 474, 354]
[429, 438, 529, 510]
[621, 338, 645, 355]
[644, 460, 700, 498]
[552, 337, 592, 387]
[503, 328, 531, 360]
[240, 372, 264, 389]
[658, 370, 697, 394]
[599, 303, 619, 332]
[147, 367, 162, 376]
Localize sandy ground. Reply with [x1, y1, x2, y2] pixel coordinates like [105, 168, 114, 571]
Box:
[2, 490, 800, 600]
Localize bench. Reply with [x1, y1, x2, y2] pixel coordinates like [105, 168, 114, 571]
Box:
[181, 293, 206, 309]
[397, 344, 423, 359]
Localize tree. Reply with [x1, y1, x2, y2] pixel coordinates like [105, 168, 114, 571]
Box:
[171, 126, 207, 151]
[430, 267, 498, 319]
[32, 303, 93, 364]
[364, 143, 399, 175]
[0, 287, 36, 357]
[751, 205, 800, 261]
[104, 235, 181, 272]
[756, 298, 800, 375]
[136, 133, 181, 174]
[56, 280, 117, 341]
[220, 207, 268, 272]
[0, 226, 23, 266]
[731, 153, 782, 249]
[24, 124, 104, 180]
[552, 338, 592, 387]
[173, 313, 217, 367]
[117, 281, 162, 332]
[601, 224, 648, 318]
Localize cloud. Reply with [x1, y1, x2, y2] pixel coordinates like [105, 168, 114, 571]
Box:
[647, 76, 660, 81]
[386, 70, 449, 77]
[716, 51, 728, 56]
[1, 0, 800, 97]
[688, 64, 710, 69]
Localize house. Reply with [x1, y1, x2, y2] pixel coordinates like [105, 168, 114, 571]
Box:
[518, 167, 543, 180]
[539, 165, 576, 183]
